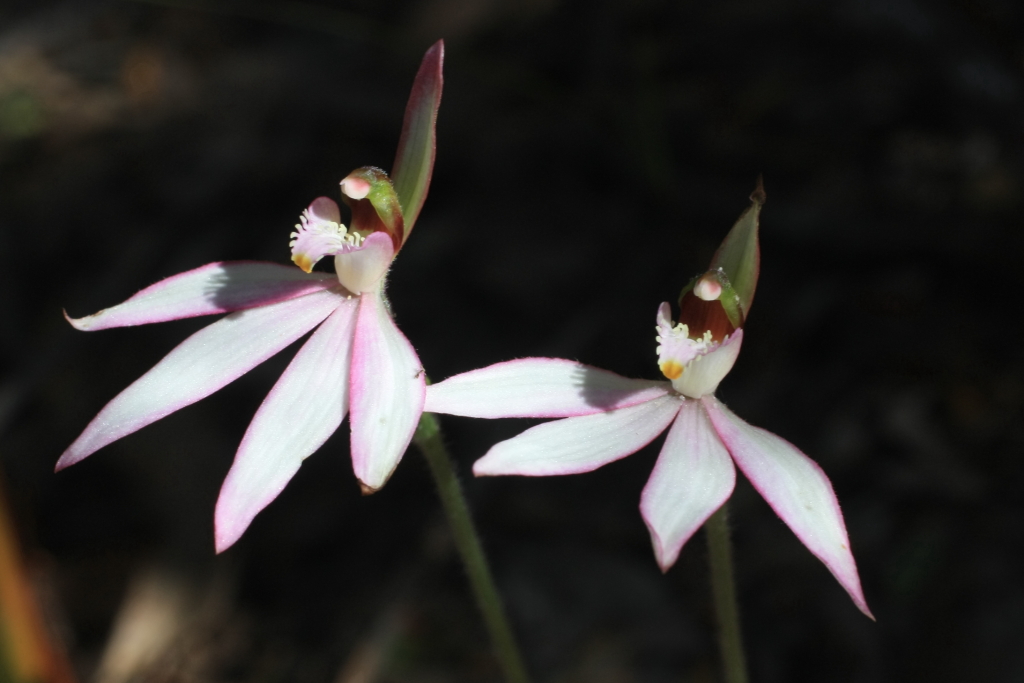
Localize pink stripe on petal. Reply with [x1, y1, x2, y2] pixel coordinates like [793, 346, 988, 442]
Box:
[702, 396, 873, 618]
[425, 358, 671, 418]
[472, 395, 682, 477]
[214, 297, 359, 552]
[349, 292, 426, 492]
[639, 400, 736, 571]
[67, 262, 337, 331]
[57, 288, 346, 470]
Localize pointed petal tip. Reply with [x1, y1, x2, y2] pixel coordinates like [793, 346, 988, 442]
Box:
[838, 570, 874, 619]
[359, 481, 379, 496]
[64, 307, 97, 331]
[653, 544, 676, 573]
[422, 39, 444, 64]
[831, 567, 874, 619]
[642, 510, 684, 573]
[751, 175, 766, 205]
[213, 497, 251, 554]
[55, 444, 88, 472]
[213, 522, 241, 554]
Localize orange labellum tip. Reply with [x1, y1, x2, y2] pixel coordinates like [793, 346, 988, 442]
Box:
[660, 360, 684, 380]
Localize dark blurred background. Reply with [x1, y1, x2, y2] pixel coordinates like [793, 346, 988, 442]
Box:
[2, 0, 1023, 680]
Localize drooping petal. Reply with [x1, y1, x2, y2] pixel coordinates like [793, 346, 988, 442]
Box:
[66, 262, 337, 331]
[57, 289, 346, 470]
[214, 297, 359, 552]
[472, 395, 682, 477]
[425, 358, 670, 418]
[702, 396, 873, 618]
[349, 291, 426, 492]
[639, 399, 736, 571]
[334, 231, 395, 294]
[391, 40, 443, 236]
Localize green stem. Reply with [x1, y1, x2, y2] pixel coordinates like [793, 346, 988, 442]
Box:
[413, 411, 532, 683]
[705, 503, 749, 683]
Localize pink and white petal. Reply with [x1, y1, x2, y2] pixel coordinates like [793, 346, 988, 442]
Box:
[639, 400, 736, 571]
[472, 395, 682, 477]
[334, 231, 395, 294]
[349, 292, 426, 492]
[67, 262, 337, 331]
[425, 358, 671, 418]
[703, 396, 873, 618]
[214, 297, 359, 552]
[57, 288, 346, 470]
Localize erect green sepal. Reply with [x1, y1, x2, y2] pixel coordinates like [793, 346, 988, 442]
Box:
[392, 40, 443, 238]
[341, 166, 405, 250]
[709, 177, 764, 319]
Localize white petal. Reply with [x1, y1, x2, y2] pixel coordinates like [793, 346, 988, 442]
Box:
[425, 358, 670, 418]
[639, 400, 736, 570]
[472, 395, 682, 476]
[703, 396, 873, 618]
[214, 297, 359, 552]
[57, 289, 346, 470]
[67, 262, 337, 331]
[349, 292, 426, 492]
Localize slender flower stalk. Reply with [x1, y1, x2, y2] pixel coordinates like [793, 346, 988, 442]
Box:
[422, 185, 872, 678]
[413, 412, 531, 683]
[705, 504, 747, 683]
